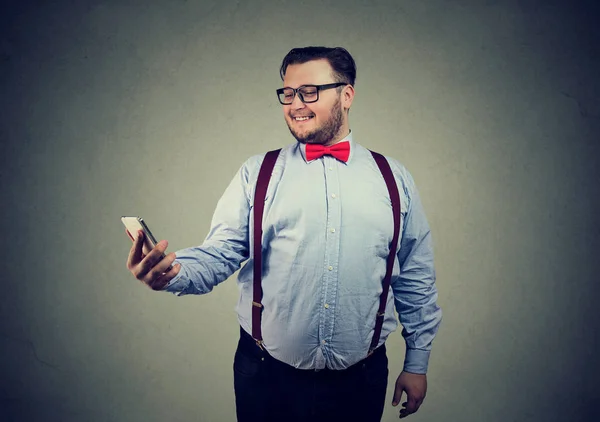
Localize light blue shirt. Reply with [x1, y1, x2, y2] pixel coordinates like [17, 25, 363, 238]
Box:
[166, 132, 442, 374]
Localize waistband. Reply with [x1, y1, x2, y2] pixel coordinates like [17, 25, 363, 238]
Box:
[239, 325, 385, 372]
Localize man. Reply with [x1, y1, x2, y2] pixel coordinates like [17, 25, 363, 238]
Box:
[126, 46, 442, 422]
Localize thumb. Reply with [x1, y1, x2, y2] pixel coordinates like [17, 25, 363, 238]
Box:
[392, 387, 404, 407]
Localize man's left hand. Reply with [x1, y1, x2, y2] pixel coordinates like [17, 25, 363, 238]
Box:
[391, 371, 427, 418]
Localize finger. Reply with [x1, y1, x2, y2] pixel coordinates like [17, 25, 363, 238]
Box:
[136, 240, 169, 278]
[143, 252, 177, 283]
[392, 387, 404, 407]
[126, 230, 145, 270]
[401, 396, 419, 417]
[399, 409, 415, 419]
[147, 260, 180, 290]
[148, 263, 181, 290]
[399, 403, 411, 419]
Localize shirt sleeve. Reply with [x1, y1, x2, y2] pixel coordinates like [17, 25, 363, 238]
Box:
[391, 166, 442, 374]
[163, 155, 261, 296]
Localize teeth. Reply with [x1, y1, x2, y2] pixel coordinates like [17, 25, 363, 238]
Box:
[295, 116, 312, 121]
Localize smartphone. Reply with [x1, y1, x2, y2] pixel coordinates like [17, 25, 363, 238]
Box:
[121, 216, 168, 261]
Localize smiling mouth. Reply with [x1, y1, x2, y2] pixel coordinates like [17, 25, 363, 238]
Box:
[293, 115, 314, 122]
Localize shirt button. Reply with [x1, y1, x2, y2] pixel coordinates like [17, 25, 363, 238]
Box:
[324, 303, 329, 308]
[328, 266, 333, 271]
[322, 340, 327, 344]
[331, 193, 336, 198]
[328, 167, 333, 171]
[330, 228, 335, 233]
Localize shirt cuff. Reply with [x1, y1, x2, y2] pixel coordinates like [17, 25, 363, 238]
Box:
[403, 348, 430, 374]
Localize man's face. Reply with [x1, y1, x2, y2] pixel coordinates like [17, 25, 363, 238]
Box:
[282, 59, 349, 146]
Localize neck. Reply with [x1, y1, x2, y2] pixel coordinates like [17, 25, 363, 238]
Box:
[323, 130, 349, 146]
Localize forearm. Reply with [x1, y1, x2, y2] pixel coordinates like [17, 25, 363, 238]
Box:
[398, 287, 442, 374]
[164, 242, 247, 295]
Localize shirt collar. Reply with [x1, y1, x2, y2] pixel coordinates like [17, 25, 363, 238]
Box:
[299, 131, 355, 165]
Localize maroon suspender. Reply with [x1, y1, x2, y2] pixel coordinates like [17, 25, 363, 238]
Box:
[251, 149, 281, 350]
[367, 150, 401, 356]
[251, 148, 401, 359]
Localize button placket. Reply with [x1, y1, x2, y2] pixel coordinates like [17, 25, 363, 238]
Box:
[320, 157, 342, 358]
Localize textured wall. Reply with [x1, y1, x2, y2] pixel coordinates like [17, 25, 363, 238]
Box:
[1, 0, 598, 421]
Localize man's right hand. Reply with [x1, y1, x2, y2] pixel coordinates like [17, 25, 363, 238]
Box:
[126, 230, 181, 290]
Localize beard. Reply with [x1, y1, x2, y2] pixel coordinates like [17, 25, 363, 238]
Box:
[286, 96, 344, 145]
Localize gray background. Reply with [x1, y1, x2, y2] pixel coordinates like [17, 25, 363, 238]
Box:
[1, 0, 599, 421]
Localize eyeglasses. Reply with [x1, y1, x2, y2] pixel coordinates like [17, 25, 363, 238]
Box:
[276, 82, 347, 105]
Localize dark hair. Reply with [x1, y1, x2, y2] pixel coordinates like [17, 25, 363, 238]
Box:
[279, 46, 357, 86]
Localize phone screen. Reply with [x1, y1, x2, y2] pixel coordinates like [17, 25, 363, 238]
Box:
[122, 216, 161, 256]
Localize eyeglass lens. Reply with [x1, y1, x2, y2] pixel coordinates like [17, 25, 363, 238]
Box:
[280, 86, 318, 104]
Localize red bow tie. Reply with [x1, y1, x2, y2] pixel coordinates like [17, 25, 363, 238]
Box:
[305, 141, 350, 162]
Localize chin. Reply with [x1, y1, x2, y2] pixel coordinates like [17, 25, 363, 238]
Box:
[287, 125, 313, 143]
[292, 133, 312, 144]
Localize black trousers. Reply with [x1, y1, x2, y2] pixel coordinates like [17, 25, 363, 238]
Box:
[233, 326, 388, 422]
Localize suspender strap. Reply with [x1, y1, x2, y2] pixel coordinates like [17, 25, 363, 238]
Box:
[367, 150, 401, 356]
[251, 149, 281, 349]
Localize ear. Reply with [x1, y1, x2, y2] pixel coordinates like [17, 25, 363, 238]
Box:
[342, 84, 355, 112]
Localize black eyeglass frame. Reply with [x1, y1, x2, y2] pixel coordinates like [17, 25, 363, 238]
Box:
[276, 82, 347, 105]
